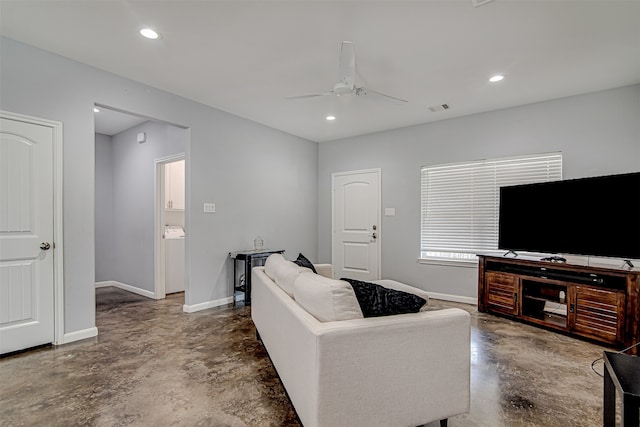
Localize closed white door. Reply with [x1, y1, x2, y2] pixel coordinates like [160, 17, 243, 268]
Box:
[332, 169, 381, 281]
[0, 117, 55, 354]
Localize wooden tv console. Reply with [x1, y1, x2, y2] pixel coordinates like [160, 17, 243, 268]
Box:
[477, 255, 640, 354]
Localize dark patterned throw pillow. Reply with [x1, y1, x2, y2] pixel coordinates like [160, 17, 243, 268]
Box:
[294, 253, 317, 274]
[341, 278, 426, 317]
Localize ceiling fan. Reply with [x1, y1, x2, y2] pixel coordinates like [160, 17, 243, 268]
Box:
[285, 41, 408, 104]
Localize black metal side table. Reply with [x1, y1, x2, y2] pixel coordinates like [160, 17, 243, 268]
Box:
[229, 249, 284, 305]
[603, 350, 640, 427]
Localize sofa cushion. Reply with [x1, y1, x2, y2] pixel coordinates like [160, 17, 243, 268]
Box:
[293, 272, 364, 322]
[264, 253, 310, 297]
[293, 253, 317, 274]
[341, 278, 427, 317]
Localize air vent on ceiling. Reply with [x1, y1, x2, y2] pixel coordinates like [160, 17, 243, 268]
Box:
[428, 104, 450, 113]
[472, 0, 495, 7]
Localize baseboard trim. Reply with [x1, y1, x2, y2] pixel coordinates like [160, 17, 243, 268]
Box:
[60, 326, 99, 345]
[427, 292, 477, 305]
[95, 281, 156, 299]
[182, 296, 234, 313]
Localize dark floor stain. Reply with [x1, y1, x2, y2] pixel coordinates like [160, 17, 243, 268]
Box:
[507, 395, 535, 410]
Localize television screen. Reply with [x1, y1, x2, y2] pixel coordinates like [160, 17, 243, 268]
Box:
[498, 172, 640, 260]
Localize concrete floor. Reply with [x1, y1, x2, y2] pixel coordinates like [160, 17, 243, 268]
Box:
[0, 287, 616, 426]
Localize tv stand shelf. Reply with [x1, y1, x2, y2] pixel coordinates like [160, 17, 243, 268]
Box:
[478, 255, 640, 353]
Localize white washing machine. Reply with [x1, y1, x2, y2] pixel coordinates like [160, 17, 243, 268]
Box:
[165, 226, 185, 294]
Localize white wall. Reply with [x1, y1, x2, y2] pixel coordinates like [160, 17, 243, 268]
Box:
[0, 37, 318, 336]
[109, 121, 186, 292]
[318, 84, 640, 300]
[94, 133, 113, 282]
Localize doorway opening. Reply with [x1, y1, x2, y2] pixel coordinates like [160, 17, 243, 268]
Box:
[155, 155, 186, 300]
[94, 105, 188, 305]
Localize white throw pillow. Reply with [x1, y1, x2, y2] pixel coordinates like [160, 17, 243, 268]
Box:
[264, 253, 309, 297]
[293, 272, 364, 322]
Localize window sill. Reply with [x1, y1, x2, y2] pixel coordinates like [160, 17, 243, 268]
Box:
[418, 258, 478, 268]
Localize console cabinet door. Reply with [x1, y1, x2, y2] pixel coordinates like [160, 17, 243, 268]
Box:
[485, 272, 519, 316]
[571, 286, 625, 345]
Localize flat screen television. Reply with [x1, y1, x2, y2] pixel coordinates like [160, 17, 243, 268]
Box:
[498, 172, 640, 260]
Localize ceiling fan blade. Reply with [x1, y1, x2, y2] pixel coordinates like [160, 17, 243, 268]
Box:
[337, 41, 355, 88]
[355, 87, 408, 104]
[285, 92, 333, 100]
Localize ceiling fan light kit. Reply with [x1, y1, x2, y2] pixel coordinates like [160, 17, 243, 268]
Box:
[332, 82, 352, 96]
[286, 41, 408, 104]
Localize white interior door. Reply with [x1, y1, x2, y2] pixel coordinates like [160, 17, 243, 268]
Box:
[332, 169, 381, 281]
[0, 117, 55, 354]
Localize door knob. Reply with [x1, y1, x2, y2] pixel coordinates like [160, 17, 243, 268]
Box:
[40, 242, 51, 250]
[371, 232, 377, 239]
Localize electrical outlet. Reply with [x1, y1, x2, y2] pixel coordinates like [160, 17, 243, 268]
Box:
[203, 203, 216, 213]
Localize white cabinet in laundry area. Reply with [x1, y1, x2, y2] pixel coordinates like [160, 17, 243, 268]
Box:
[165, 159, 185, 210]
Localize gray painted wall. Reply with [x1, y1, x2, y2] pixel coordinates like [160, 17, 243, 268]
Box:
[94, 133, 113, 282]
[1, 37, 318, 335]
[109, 120, 186, 292]
[318, 84, 640, 299]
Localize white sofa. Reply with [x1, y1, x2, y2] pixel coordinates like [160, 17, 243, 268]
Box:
[251, 254, 471, 427]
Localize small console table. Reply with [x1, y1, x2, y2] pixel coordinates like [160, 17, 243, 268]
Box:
[603, 351, 640, 426]
[229, 249, 284, 306]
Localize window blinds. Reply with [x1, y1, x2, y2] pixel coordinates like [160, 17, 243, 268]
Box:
[420, 153, 562, 260]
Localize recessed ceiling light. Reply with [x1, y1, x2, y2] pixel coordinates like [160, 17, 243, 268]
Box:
[93, 107, 100, 113]
[140, 28, 160, 40]
[489, 74, 504, 83]
[326, 115, 336, 121]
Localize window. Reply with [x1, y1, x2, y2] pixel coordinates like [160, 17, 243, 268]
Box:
[420, 152, 562, 263]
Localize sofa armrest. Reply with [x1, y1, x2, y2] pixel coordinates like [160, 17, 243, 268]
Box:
[313, 264, 333, 278]
[252, 266, 322, 423]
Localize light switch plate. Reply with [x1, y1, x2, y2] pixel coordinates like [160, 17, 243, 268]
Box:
[203, 203, 216, 213]
[384, 208, 396, 216]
